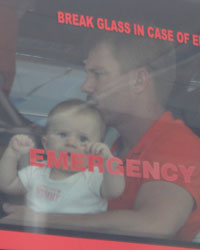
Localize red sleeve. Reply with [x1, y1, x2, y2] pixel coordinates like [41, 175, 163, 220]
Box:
[141, 124, 200, 211]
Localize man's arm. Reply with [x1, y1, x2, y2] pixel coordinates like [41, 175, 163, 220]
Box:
[1, 181, 194, 239]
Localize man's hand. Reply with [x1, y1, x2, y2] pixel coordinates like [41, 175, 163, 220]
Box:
[0, 203, 45, 227]
[0, 203, 85, 231]
[0, 203, 34, 223]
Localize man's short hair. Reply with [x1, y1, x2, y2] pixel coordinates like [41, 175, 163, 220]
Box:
[89, 30, 176, 106]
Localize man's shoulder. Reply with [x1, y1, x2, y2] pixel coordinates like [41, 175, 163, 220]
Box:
[143, 114, 200, 164]
[150, 111, 200, 146]
[158, 117, 200, 150]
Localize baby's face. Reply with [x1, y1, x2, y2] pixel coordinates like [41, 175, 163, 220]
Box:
[42, 111, 103, 156]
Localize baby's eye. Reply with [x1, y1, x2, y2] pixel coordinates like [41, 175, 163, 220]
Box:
[58, 132, 67, 138]
[79, 136, 88, 142]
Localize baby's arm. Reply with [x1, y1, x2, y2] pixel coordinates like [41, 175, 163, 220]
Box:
[0, 134, 34, 195]
[84, 142, 125, 199]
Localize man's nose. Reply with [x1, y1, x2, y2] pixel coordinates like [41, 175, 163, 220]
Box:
[81, 76, 95, 94]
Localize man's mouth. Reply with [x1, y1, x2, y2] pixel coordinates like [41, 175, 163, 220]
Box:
[86, 96, 98, 106]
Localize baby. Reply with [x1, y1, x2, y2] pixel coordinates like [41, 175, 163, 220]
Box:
[0, 99, 125, 214]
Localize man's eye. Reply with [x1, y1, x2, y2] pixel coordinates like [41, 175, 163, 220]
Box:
[94, 72, 102, 78]
[79, 136, 88, 142]
[59, 132, 67, 138]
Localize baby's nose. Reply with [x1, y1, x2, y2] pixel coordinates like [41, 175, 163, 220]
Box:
[65, 137, 77, 147]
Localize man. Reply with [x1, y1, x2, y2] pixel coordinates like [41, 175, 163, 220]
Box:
[1, 33, 200, 241]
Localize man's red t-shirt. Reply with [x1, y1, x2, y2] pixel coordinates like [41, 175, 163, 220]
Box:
[108, 111, 200, 241]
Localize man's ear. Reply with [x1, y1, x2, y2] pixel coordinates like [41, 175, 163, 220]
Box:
[41, 136, 47, 151]
[132, 67, 150, 93]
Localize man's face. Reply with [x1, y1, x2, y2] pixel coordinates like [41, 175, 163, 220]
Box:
[82, 42, 135, 125]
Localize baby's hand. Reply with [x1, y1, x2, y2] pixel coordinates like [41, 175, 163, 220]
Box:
[83, 142, 113, 160]
[8, 134, 35, 157]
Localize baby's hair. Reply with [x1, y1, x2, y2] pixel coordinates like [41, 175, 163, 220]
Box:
[44, 99, 106, 140]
